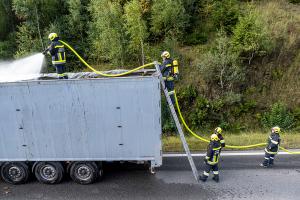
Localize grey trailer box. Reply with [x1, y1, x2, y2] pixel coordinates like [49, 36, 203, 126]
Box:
[0, 76, 162, 167]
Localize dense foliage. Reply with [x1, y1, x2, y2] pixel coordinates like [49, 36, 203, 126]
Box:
[0, 0, 299, 132]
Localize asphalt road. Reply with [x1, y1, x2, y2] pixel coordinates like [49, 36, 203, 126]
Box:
[0, 153, 299, 200]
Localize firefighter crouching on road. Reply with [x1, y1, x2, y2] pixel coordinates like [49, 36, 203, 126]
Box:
[199, 134, 222, 182]
[214, 127, 225, 148]
[260, 126, 281, 167]
[43, 33, 68, 79]
[160, 51, 179, 104]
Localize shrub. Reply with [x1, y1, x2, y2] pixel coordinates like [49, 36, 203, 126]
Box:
[161, 98, 176, 134]
[232, 7, 274, 65]
[199, 29, 243, 92]
[151, 0, 189, 41]
[261, 102, 294, 129]
[211, 0, 240, 34]
[188, 96, 210, 128]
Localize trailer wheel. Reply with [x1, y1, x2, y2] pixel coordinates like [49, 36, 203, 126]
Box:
[70, 162, 98, 184]
[34, 162, 64, 184]
[0, 162, 29, 184]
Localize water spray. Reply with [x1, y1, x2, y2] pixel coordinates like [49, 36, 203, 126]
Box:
[0, 53, 45, 82]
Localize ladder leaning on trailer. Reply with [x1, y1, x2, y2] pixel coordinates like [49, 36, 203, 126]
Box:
[154, 61, 199, 183]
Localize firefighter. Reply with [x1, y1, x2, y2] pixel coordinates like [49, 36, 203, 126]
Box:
[160, 51, 179, 104]
[260, 126, 281, 167]
[199, 134, 222, 182]
[43, 33, 68, 79]
[214, 127, 225, 148]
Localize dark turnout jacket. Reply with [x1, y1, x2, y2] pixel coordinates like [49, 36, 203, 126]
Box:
[205, 141, 221, 165]
[265, 132, 281, 154]
[217, 133, 225, 148]
[47, 39, 66, 65]
[160, 58, 174, 81]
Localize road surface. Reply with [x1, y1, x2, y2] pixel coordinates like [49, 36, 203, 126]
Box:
[0, 152, 299, 200]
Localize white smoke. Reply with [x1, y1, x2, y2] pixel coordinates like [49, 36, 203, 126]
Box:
[0, 53, 44, 82]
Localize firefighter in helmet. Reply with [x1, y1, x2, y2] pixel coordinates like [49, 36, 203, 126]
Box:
[43, 33, 68, 79]
[199, 134, 222, 182]
[260, 126, 281, 167]
[160, 51, 179, 104]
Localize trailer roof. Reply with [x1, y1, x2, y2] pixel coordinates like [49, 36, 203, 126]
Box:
[0, 69, 158, 83]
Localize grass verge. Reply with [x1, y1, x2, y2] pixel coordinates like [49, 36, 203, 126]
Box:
[163, 132, 300, 152]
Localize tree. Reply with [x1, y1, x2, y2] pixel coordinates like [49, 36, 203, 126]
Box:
[0, 0, 16, 59]
[151, 0, 189, 41]
[12, 0, 60, 56]
[124, 0, 148, 65]
[231, 8, 273, 65]
[199, 30, 243, 92]
[66, 0, 88, 43]
[211, 0, 240, 34]
[88, 0, 128, 66]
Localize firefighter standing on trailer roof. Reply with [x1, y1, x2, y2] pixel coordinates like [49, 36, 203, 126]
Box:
[215, 127, 225, 148]
[199, 134, 222, 183]
[260, 126, 281, 167]
[43, 33, 68, 79]
[160, 51, 179, 104]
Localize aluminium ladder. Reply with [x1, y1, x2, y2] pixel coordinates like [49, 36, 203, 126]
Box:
[154, 62, 199, 182]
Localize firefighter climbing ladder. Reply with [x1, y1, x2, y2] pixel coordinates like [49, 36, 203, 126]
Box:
[154, 62, 199, 182]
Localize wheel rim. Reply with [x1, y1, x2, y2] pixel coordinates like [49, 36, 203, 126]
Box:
[8, 166, 24, 182]
[75, 165, 92, 181]
[40, 164, 57, 181]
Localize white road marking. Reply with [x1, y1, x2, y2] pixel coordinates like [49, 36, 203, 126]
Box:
[163, 151, 291, 157]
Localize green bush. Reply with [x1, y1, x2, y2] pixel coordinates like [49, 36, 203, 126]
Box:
[0, 33, 16, 59]
[151, 0, 189, 41]
[161, 98, 176, 134]
[188, 96, 210, 128]
[261, 102, 294, 129]
[292, 107, 300, 128]
[232, 7, 274, 65]
[199, 29, 243, 91]
[211, 0, 240, 34]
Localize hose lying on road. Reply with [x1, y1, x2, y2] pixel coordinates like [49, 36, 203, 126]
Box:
[60, 40, 156, 77]
[61, 40, 300, 155]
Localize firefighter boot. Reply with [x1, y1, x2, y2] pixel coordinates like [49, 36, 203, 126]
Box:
[260, 158, 269, 168]
[212, 174, 219, 183]
[199, 175, 208, 182]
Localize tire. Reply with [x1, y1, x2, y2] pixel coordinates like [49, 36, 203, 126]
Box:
[70, 162, 98, 185]
[98, 163, 104, 181]
[34, 162, 64, 184]
[0, 162, 29, 184]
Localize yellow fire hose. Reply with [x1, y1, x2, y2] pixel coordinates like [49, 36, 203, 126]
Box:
[61, 40, 300, 155]
[59, 40, 156, 77]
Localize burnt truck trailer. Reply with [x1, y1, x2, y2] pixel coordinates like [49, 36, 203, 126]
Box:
[0, 74, 162, 184]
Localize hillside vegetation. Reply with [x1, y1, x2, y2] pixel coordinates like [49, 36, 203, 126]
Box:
[0, 0, 300, 133]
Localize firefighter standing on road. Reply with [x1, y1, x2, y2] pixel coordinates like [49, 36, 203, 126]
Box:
[43, 33, 68, 79]
[199, 134, 222, 182]
[215, 127, 225, 148]
[260, 126, 281, 167]
[160, 51, 179, 104]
